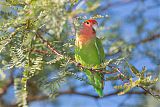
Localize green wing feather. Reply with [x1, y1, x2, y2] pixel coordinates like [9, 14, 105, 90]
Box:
[96, 38, 105, 63]
[93, 37, 105, 97]
[75, 37, 105, 97]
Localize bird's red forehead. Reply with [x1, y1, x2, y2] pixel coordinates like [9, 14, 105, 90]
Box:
[85, 19, 98, 24]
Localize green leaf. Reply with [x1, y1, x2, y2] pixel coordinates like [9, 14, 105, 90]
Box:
[129, 64, 140, 76]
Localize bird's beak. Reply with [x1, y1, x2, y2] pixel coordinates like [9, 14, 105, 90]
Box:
[92, 24, 98, 31]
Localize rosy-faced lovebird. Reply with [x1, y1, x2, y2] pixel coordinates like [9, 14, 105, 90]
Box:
[75, 19, 105, 97]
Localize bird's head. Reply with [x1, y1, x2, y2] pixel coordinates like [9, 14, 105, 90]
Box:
[82, 19, 98, 32]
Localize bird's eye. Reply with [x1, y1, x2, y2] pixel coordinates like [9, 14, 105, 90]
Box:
[86, 21, 89, 24]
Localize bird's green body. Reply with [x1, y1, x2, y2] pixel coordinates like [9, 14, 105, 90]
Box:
[75, 38, 105, 67]
[75, 19, 105, 97]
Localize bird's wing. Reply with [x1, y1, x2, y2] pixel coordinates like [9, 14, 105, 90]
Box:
[91, 37, 105, 97]
[95, 37, 105, 63]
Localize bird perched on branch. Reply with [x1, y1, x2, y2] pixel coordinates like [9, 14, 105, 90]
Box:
[75, 19, 105, 97]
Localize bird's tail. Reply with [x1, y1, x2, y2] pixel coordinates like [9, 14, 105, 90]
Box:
[85, 70, 104, 97]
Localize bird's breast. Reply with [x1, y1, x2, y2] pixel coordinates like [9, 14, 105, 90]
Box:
[76, 35, 95, 47]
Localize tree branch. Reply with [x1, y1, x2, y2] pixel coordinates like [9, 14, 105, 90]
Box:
[100, 0, 140, 11]
[134, 34, 160, 45]
[25, 90, 147, 102]
[107, 34, 160, 56]
[36, 30, 63, 57]
[3, 90, 147, 107]
[58, 90, 147, 99]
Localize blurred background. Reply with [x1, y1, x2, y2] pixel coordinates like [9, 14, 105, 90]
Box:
[0, 0, 160, 107]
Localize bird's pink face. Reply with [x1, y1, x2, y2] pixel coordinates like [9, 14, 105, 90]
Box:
[82, 19, 98, 32]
